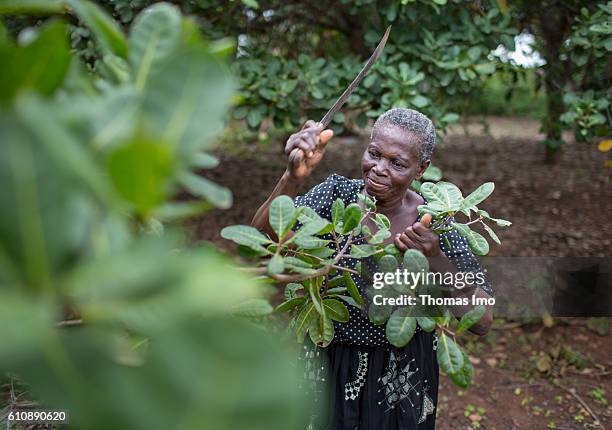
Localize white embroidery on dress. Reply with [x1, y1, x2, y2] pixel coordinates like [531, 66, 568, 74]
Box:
[418, 383, 435, 424]
[299, 345, 326, 429]
[377, 351, 422, 412]
[344, 351, 368, 400]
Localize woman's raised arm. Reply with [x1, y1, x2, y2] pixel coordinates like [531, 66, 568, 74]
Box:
[251, 120, 334, 240]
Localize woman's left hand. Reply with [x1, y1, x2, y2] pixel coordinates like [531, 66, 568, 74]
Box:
[394, 220, 441, 257]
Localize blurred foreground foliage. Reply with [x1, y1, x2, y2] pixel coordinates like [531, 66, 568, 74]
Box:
[0, 2, 305, 428]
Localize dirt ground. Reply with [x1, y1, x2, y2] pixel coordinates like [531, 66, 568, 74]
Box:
[187, 116, 611, 429]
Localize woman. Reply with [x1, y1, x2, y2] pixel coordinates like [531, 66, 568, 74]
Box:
[252, 108, 493, 430]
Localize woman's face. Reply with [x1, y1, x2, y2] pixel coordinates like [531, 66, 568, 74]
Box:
[361, 124, 429, 203]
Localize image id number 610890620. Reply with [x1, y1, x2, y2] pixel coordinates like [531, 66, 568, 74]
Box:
[7, 409, 69, 425]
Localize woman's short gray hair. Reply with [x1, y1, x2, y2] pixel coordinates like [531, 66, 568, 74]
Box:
[371, 108, 436, 164]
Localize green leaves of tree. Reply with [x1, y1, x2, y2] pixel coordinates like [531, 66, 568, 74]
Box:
[343, 271, 363, 308]
[386, 308, 417, 347]
[342, 203, 362, 234]
[269, 195, 297, 240]
[221, 226, 272, 253]
[0, 20, 70, 102]
[436, 333, 464, 376]
[128, 2, 181, 88]
[323, 299, 349, 322]
[418, 180, 509, 255]
[457, 305, 486, 334]
[66, 0, 127, 58]
[403, 249, 429, 273]
[107, 139, 174, 215]
[461, 182, 494, 212]
[179, 171, 233, 209]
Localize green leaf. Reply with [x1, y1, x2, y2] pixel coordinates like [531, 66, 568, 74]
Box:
[66, 0, 127, 58]
[467, 46, 482, 61]
[295, 302, 317, 342]
[308, 278, 324, 316]
[246, 109, 262, 128]
[129, 3, 181, 88]
[269, 195, 296, 240]
[378, 254, 398, 272]
[241, 0, 260, 9]
[331, 198, 345, 225]
[374, 213, 391, 229]
[309, 313, 334, 347]
[436, 333, 464, 375]
[220, 225, 272, 252]
[296, 217, 331, 236]
[343, 271, 363, 308]
[284, 257, 317, 275]
[336, 295, 360, 309]
[386, 308, 417, 347]
[452, 222, 471, 237]
[383, 243, 401, 256]
[441, 112, 460, 123]
[0, 0, 62, 14]
[478, 210, 512, 227]
[368, 304, 393, 325]
[420, 182, 461, 211]
[179, 171, 233, 209]
[403, 249, 429, 273]
[369, 228, 391, 244]
[452, 223, 489, 255]
[325, 286, 347, 295]
[326, 275, 345, 289]
[308, 246, 335, 259]
[0, 20, 71, 102]
[461, 182, 494, 211]
[411, 94, 429, 108]
[298, 208, 332, 235]
[294, 235, 329, 249]
[275, 296, 307, 313]
[433, 0, 447, 5]
[465, 229, 489, 256]
[108, 139, 174, 215]
[322, 299, 349, 322]
[284, 282, 303, 300]
[357, 193, 376, 210]
[474, 62, 495, 75]
[350, 244, 378, 258]
[231, 298, 273, 317]
[449, 351, 473, 388]
[416, 316, 436, 332]
[436, 182, 463, 210]
[422, 165, 442, 181]
[342, 203, 361, 233]
[481, 222, 500, 245]
[267, 253, 284, 275]
[457, 305, 486, 334]
[190, 152, 219, 169]
[141, 47, 234, 153]
[152, 201, 213, 221]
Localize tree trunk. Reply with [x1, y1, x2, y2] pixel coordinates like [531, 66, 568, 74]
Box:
[537, 4, 572, 163]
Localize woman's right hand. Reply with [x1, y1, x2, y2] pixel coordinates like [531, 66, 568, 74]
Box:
[285, 120, 334, 181]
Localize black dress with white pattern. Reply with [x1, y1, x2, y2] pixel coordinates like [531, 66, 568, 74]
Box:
[295, 174, 492, 430]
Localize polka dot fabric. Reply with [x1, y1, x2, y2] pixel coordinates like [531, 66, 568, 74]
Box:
[294, 174, 493, 346]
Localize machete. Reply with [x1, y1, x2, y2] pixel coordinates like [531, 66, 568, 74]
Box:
[288, 25, 392, 164]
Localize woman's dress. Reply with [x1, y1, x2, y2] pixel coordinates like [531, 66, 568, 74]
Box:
[294, 174, 492, 430]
